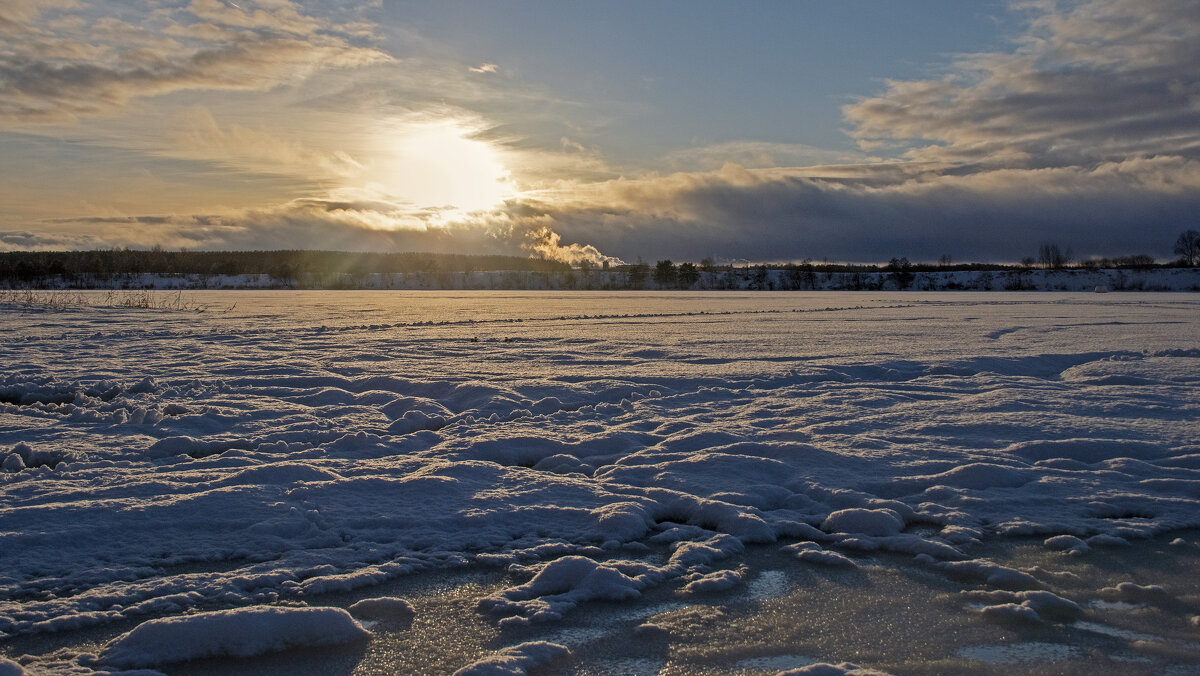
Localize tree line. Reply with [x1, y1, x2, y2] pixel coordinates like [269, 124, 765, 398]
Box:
[0, 249, 569, 285]
[2, 231, 1197, 289]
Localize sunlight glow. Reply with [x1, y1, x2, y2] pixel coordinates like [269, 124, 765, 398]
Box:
[370, 119, 515, 218]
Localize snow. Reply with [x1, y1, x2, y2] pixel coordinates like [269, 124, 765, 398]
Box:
[820, 508, 905, 537]
[452, 641, 570, 675]
[347, 596, 415, 622]
[783, 543, 858, 568]
[97, 605, 369, 668]
[776, 663, 893, 676]
[1, 290, 1199, 672]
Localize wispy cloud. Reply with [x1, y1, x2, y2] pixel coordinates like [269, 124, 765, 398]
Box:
[468, 62, 498, 74]
[170, 105, 364, 179]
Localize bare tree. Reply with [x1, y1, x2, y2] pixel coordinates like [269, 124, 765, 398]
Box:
[888, 257, 914, 289]
[1037, 243, 1071, 269]
[1175, 229, 1200, 266]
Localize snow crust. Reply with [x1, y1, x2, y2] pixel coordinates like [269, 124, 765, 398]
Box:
[1, 291, 1198, 670]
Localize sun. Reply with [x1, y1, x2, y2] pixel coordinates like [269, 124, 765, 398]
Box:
[370, 119, 515, 216]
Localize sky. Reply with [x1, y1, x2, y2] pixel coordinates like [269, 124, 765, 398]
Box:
[1, 0, 1198, 264]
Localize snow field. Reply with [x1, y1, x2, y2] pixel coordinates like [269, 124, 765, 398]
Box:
[1, 291, 1198, 673]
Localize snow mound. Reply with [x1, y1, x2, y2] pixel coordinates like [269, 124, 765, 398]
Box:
[453, 641, 570, 676]
[1097, 582, 1173, 605]
[680, 566, 747, 594]
[98, 606, 370, 669]
[1005, 438, 1169, 464]
[478, 556, 644, 626]
[777, 662, 893, 676]
[821, 508, 904, 537]
[0, 658, 23, 676]
[966, 589, 1082, 623]
[347, 597, 414, 622]
[784, 542, 858, 568]
[1043, 534, 1089, 554]
[917, 555, 1041, 590]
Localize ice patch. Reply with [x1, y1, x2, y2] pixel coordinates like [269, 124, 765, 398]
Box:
[958, 642, 1079, 664]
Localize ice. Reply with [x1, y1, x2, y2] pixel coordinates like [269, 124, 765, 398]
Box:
[957, 641, 1079, 664]
[97, 606, 369, 669]
[1, 291, 1199, 672]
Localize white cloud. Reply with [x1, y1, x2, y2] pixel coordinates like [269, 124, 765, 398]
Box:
[0, 1, 391, 125]
[843, 0, 1200, 168]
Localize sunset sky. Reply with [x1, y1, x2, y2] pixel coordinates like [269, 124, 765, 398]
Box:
[2, 0, 1197, 264]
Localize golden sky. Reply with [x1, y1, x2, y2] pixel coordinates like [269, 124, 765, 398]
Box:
[2, 1, 1198, 263]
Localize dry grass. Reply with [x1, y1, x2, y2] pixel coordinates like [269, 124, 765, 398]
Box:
[0, 289, 226, 313]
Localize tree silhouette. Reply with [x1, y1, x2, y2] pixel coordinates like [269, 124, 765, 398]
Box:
[1175, 230, 1200, 266]
[653, 260, 677, 288]
[677, 262, 699, 288]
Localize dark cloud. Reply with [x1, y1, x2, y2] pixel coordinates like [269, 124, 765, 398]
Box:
[502, 157, 1200, 262]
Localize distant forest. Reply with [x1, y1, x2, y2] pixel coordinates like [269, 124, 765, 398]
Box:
[1, 247, 1196, 291]
[0, 249, 568, 284]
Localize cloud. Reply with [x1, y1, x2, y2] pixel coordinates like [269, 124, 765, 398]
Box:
[0, 0, 76, 36]
[491, 157, 1200, 263]
[0, 1, 391, 125]
[843, 0, 1200, 168]
[9, 197, 517, 253]
[184, 0, 323, 37]
[170, 105, 364, 179]
[659, 141, 873, 172]
[5, 0, 1197, 266]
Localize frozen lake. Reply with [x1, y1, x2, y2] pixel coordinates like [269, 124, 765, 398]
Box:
[2, 291, 1199, 674]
